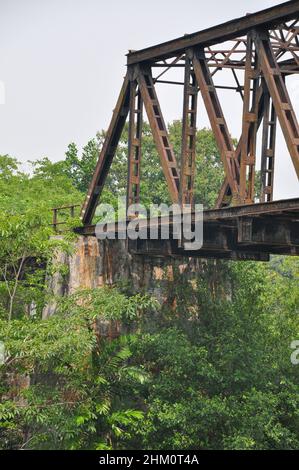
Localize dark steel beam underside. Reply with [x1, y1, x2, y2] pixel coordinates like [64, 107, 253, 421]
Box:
[76, 198, 299, 261]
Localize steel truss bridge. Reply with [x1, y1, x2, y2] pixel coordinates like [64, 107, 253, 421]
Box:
[70, 1, 299, 261]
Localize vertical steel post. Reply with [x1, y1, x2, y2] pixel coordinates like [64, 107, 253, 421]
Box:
[260, 90, 277, 202]
[240, 33, 260, 204]
[254, 29, 299, 179]
[193, 49, 241, 204]
[137, 65, 180, 203]
[180, 52, 198, 208]
[127, 81, 143, 216]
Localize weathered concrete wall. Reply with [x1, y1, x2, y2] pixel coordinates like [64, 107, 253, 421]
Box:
[43, 235, 200, 319]
[68, 236, 165, 293]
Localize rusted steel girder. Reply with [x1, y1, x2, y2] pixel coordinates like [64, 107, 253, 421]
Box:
[260, 91, 277, 203]
[136, 65, 180, 203]
[192, 50, 241, 204]
[180, 51, 198, 208]
[81, 75, 130, 225]
[216, 80, 274, 208]
[127, 80, 143, 213]
[80, 1, 299, 228]
[77, 197, 299, 260]
[254, 29, 299, 179]
[127, 1, 299, 64]
[239, 34, 260, 204]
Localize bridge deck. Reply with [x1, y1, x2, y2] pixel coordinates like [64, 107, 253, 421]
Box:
[77, 198, 299, 261]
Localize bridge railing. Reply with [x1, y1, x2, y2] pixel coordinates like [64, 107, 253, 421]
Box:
[51, 204, 81, 232]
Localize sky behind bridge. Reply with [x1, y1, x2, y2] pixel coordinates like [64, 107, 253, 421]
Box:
[0, 0, 298, 200]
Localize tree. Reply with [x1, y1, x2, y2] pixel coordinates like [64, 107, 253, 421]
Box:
[0, 124, 298, 452]
[0, 287, 156, 450]
[125, 258, 299, 450]
[0, 155, 82, 321]
[64, 140, 100, 193]
[61, 122, 225, 210]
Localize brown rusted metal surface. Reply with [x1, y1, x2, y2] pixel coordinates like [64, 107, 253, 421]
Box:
[193, 50, 241, 203]
[216, 84, 266, 208]
[254, 29, 299, 179]
[77, 198, 299, 259]
[81, 75, 130, 225]
[127, 1, 299, 65]
[239, 33, 259, 204]
[260, 91, 277, 203]
[127, 81, 143, 213]
[136, 65, 180, 202]
[180, 51, 198, 208]
[75, 2, 299, 260]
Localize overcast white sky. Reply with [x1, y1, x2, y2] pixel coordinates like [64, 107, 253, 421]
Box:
[0, 0, 298, 199]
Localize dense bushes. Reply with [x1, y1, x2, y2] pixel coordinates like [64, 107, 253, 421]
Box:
[0, 124, 298, 449]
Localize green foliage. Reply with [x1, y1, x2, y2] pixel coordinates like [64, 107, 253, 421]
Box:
[124, 259, 299, 450]
[0, 287, 155, 450]
[57, 287, 158, 322]
[0, 153, 83, 321]
[105, 121, 224, 209]
[167, 122, 225, 207]
[60, 122, 225, 211]
[64, 140, 100, 194]
[0, 155, 82, 216]
[0, 123, 298, 451]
